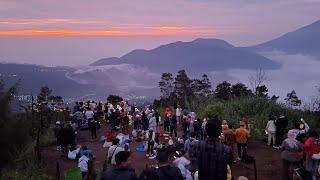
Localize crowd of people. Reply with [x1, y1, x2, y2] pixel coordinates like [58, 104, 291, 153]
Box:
[52, 100, 320, 180]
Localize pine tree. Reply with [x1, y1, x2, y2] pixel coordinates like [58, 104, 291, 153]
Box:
[201, 74, 212, 96]
[158, 73, 174, 98]
[174, 70, 193, 107]
[285, 90, 301, 107]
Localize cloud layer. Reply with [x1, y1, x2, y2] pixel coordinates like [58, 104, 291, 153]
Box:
[209, 51, 320, 103]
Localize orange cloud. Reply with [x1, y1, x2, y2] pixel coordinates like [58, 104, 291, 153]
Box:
[0, 27, 215, 37]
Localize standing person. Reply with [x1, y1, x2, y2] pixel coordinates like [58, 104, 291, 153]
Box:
[101, 151, 138, 180]
[120, 109, 126, 132]
[281, 130, 303, 180]
[60, 124, 76, 157]
[223, 124, 236, 161]
[85, 107, 94, 125]
[201, 118, 207, 140]
[123, 113, 130, 134]
[193, 119, 202, 140]
[275, 113, 288, 149]
[97, 102, 105, 119]
[235, 121, 249, 161]
[265, 116, 276, 147]
[170, 115, 178, 138]
[146, 128, 156, 158]
[176, 105, 182, 124]
[164, 114, 171, 133]
[141, 112, 149, 131]
[134, 113, 140, 130]
[194, 119, 233, 180]
[109, 109, 117, 131]
[89, 117, 97, 139]
[53, 121, 62, 150]
[107, 138, 124, 166]
[304, 131, 320, 179]
[182, 116, 189, 137]
[155, 150, 184, 180]
[104, 102, 109, 122]
[78, 152, 90, 178]
[241, 116, 251, 134]
[149, 114, 157, 133]
[74, 110, 84, 127]
[184, 132, 199, 170]
[73, 101, 80, 113]
[154, 111, 160, 132]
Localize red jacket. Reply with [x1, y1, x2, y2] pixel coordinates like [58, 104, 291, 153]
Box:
[304, 137, 320, 157]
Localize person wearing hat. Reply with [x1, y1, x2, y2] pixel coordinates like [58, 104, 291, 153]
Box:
[235, 121, 250, 161]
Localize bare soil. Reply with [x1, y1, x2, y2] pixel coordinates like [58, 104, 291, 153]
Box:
[42, 124, 282, 180]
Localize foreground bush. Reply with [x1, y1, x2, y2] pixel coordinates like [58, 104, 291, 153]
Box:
[196, 97, 319, 139]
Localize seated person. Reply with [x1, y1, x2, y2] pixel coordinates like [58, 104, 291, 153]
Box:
[68, 145, 81, 160]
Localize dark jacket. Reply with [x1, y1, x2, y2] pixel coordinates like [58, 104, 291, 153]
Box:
[156, 165, 183, 180]
[170, 116, 177, 127]
[101, 168, 138, 180]
[195, 139, 233, 180]
[275, 116, 288, 132]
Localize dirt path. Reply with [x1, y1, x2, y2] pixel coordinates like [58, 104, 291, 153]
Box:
[42, 124, 282, 180]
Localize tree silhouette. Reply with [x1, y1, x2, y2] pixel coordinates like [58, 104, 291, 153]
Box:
[231, 82, 252, 97]
[158, 73, 174, 98]
[215, 81, 231, 100]
[285, 90, 301, 107]
[256, 85, 269, 98]
[107, 95, 123, 105]
[200, 74, 212, 96]
[174, 70, 193, 108]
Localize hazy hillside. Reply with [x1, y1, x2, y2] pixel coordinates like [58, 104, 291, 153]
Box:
[91, 38, 281, 73]
[251, 20, 320, 58]
[0, 63, 115, 98]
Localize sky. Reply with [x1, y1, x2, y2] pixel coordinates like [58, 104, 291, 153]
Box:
[0, 0, 320, 66]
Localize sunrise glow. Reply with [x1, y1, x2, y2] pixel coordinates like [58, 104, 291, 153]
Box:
[0, 27, 215, 37]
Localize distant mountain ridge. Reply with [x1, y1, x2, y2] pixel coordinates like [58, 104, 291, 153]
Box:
[3, 20, 320, 100]
[0, 63, 116, 98]
[91, 38, 281, 73]
[251, 20, 320, 58]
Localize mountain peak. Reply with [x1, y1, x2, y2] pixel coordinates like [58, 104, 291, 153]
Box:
[251, 19, 320, 57]
[192, 38, 234, 48]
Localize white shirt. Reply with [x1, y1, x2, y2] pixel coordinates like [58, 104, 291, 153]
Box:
[89, 102, 96, 110]
[78, 155, 90, 172]
[68, 148, 80, 160]
[107, 145, 124, 165]
[149, 117, 157, 128]
[173, 156, 190, 167]
[266, 120, 276, 133]
[85, 110, 94, 119]
[176, 108, 182, 117]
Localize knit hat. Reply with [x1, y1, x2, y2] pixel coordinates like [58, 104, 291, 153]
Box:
[168, 139, 173, 145]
